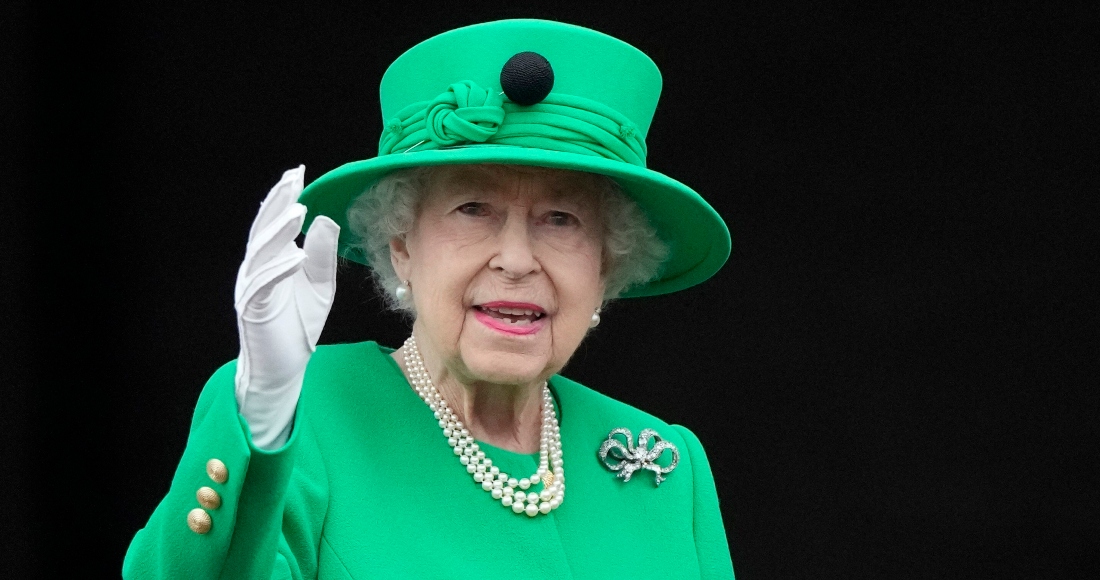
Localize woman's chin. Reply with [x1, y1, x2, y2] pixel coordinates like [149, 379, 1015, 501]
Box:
[457, 350, 553, 387]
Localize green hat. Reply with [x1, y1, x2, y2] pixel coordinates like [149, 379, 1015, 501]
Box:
[299, 18, 731, 298]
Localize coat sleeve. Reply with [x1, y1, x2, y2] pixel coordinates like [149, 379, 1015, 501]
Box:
[123, 360, 329, 580]
[671, 424, 736, 579]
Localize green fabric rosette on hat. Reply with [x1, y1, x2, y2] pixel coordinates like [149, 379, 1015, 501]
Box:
[299, 18, 731, 297]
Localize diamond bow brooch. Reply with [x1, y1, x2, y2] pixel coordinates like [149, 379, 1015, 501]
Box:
[598, 428, 680, 486]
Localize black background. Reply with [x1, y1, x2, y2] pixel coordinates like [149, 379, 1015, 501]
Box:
[5, 2, 1097, 579]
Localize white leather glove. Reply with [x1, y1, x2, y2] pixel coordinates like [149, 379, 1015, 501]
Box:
[233, 165, 339, 449]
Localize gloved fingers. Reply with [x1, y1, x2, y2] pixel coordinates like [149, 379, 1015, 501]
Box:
[247, 165, 305, 245]
[301, 215, 340, 301]
[235, 247, 306, 316]
[243, 202, 307, 278]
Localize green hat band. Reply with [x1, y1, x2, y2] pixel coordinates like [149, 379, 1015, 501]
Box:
[378, 80, 648, 166]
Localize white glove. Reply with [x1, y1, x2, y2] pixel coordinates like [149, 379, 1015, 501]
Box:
[233, 165, 339, 449]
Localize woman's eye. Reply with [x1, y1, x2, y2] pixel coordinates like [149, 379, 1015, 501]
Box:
[457, 202, 489, 216]
[546, 211, 579, 227]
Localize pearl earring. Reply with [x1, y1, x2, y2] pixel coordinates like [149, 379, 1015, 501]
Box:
[590, 308, 601, 328]
[395, 280, 411, 301]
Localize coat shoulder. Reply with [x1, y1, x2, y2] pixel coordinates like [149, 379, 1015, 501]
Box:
[550, 374, 679, 433]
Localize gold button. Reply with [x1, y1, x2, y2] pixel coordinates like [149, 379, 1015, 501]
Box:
[196, 486, 222, 510]
[187, 508, 212, 534]
[206, 458, 228, 484]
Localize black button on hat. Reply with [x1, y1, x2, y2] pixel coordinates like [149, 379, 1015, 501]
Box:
[500, 52, 554, 106]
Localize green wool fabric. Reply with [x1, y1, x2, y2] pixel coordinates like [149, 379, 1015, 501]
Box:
[124, 342, 735, 579]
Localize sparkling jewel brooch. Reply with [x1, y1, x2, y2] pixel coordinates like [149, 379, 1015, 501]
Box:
[598, 428, 679, 486]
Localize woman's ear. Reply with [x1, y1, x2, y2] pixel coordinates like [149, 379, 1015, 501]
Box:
[390, 235, 411, 280]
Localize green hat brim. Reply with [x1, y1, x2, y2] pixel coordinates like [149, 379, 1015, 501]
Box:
[299, 145, 730, 298]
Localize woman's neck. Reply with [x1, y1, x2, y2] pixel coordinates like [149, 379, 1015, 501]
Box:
[392, 346, 545, 454]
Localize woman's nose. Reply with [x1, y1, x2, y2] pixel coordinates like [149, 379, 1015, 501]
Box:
[488, 215, 540, 279]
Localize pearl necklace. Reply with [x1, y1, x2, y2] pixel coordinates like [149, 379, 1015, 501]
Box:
[402, 335, 565, 517]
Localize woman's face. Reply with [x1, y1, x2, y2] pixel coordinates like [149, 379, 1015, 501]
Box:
[391, 165, 606, 387]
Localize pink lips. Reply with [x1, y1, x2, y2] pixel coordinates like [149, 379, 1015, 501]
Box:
[473, 301, 547, 336]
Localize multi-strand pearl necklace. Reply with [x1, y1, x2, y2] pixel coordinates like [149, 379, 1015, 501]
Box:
[402, 335, 565, 517]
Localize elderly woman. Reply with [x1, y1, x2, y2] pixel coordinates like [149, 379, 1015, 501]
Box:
[124, 18, 734, 579]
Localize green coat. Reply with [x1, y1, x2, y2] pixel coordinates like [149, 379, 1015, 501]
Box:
[124, 341, 735, 579]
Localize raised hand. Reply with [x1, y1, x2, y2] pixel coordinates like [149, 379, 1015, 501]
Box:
[233, 165, 339, 448]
